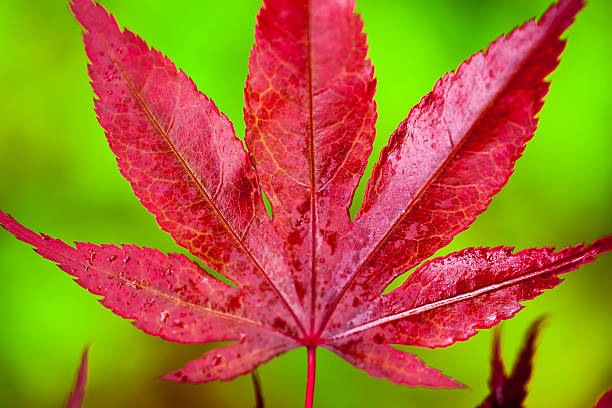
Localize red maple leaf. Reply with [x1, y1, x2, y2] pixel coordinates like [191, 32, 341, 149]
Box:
[1, 0, 610, 406]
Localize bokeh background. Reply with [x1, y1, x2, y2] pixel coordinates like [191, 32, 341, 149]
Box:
[0, 0, 610, 406]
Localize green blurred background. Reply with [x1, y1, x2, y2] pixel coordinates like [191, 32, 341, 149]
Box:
[0, 0, 610, 406]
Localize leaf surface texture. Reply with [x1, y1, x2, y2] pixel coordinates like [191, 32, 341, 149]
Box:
[2, 0, 610, 391]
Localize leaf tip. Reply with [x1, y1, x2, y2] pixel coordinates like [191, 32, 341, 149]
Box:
[160, 370, 186, 383]
[65, 345, 89, 408]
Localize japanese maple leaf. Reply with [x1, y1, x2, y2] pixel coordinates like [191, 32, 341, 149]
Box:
[1, 0, 611, 406]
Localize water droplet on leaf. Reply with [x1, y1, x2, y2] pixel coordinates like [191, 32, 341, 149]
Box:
[160, 310, 169, 324]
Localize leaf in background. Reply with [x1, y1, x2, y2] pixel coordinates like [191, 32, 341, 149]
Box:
[478, 318, 545, 408]
[65, 347, 89, 408]
[594, 388, 612, 408]
[1, 0, 611, 405]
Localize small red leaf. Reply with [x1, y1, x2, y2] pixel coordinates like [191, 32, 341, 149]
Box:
[65, 347, 89, 408]
[505, 318, 546, 405]
[489, 329, 505, 405]
[478, 318, 546, 408]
